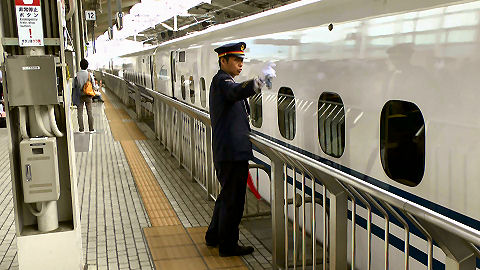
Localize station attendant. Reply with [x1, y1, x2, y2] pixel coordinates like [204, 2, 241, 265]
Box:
[205, 42, 276, 257]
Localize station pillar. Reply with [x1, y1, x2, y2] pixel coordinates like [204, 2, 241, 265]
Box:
[0, 0, 84, 269]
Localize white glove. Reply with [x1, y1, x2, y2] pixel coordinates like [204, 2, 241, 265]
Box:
[260, 62, 276, 89]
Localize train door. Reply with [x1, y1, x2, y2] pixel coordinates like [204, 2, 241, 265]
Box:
[150, 55, 154, 90]
[170, 51, 177, 98]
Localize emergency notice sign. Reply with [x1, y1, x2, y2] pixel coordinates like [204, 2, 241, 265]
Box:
[15, 0, 44, 47]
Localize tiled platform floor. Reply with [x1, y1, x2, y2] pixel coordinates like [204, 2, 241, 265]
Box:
[0, 86, 273, 269]
[0, 129, 17, 270]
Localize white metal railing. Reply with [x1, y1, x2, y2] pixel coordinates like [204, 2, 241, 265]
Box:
[98, 71, 480, 270]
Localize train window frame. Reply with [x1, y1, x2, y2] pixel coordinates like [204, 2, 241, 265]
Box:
[318, 92, 345, 158]
[181, 75, 186, 100]
[189, 76, 195, 103]
[249, 92, 262, 128]
[277, 87, 296, 140]
[200, 77, 207, 108]
[380, 100, 425, 187]
[179, 51, 186, 62]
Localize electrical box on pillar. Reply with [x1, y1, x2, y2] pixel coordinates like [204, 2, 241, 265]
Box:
[0, 0, 84, 269]
[20, 138, 60, 203]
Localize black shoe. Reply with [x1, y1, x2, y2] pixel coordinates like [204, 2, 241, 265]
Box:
[205, 241, 218, 247]
[205, 236, 218, 247]
[219, 245, 254, 257]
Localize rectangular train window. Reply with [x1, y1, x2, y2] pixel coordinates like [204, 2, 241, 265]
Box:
[277, 87, 295, 140]
[200, 77, 207, 108]
[249, 93, 262, 128]
[189, 76, 195, 103]
[380, 100, 425, 186]
[179, 51, 186, 62]
[318, 92, 345, 158]
[181, 75, 186, 100]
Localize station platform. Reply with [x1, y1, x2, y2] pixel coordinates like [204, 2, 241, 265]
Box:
[0, 88, 273, 270]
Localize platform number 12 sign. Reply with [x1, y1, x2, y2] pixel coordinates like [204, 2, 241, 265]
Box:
[15, 0, 44, 47]
[85, 10, 96, 21]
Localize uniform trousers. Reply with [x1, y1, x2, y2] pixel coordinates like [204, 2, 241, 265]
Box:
[77, 95, 94, 132]
[206, 160, 248, 251]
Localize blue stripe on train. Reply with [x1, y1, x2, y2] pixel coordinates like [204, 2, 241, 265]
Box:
[251, 155, 446, 267]
[251, 146, 480, 268]
[251, 130, 480, 231]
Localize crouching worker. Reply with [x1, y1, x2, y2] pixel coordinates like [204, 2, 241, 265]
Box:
[205, 42, 276, 257]
[92, 78, 104, 103]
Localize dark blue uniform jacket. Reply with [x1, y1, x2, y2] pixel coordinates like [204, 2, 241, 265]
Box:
[209, 70, 256, 162]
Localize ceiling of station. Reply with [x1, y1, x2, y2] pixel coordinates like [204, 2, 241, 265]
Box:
[131, 0, 298, 44]
[82, 0, 141, 40]
[80, 0, 298, 43]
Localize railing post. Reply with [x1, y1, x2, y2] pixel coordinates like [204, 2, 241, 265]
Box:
[153, 98, 159, 140]
[445, 255, 476, 270]
[190, 117, 196, 181]
[329, 189, 348, 270]
[177, 112, 184, 167]
[161, 102, 166, 148]
[418, 220, 477, 270]
[205, 126, 214, 199]
[167, 106, 173, 154]
[134, 85, 141, 120]
[270, 156, 286, 269]
[308, 169, 348, 270]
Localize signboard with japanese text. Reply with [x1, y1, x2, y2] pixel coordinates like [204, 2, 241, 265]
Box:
[85, 10, 96, 21]
[15, 0, 44, 47]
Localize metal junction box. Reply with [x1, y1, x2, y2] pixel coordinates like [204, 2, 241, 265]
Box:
[5, 55, 58, 106]
[20, 137, 60, 203]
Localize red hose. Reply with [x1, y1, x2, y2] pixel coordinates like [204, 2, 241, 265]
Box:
[247, 172, 261, 200]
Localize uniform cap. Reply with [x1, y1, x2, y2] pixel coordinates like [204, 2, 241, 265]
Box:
[214, 42, 246, 58]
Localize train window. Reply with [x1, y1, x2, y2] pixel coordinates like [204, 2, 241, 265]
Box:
[179, 51, 186, 62]
[200, 77, 207, 108]
[189, 76, 195, 103]
[318, 92, 345, 158]
[249, 93, 262, 128]
[277, 87, 295, 140]
[181, 75, 186, 100]
[380, 100, 425, 186]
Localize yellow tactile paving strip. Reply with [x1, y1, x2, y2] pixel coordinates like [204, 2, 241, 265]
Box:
[102, 90, 249, 269]
[104, 97, 146, 141]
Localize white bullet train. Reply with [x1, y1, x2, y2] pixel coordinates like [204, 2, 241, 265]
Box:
[101, 0, 480, 268]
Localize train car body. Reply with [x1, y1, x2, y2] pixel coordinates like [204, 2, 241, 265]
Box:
[102, 0, 480, 268]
